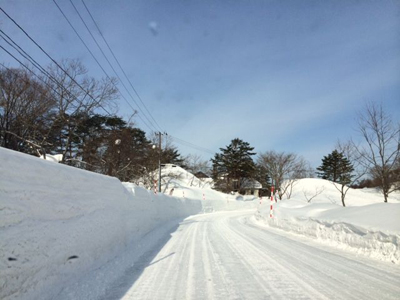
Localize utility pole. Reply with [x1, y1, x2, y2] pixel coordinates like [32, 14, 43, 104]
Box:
[158, 131, 162, 193]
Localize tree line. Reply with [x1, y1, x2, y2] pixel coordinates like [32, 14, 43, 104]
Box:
[210, 138, 313, 197]
[210, 102, 399, 205]
[1, 61, 398, 203]
[0, 60, 184, 187]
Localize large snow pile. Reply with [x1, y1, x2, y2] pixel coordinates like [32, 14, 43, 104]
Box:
[255, 178, 400, 264]
[160, 164, 212, 190]
[155, 163, 259, 212]
[0, 148, 259, 300]
[0, 148, 203, 300]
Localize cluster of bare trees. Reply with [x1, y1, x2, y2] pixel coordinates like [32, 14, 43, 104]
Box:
[255, 102, 399, 205]
[0, 60, 117, 158]
[319, 102, 399, 205]
[256, 151, 313, 201]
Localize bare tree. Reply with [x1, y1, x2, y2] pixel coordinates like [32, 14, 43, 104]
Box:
[0, 67, 55, 154]
[257, 151, 310, 200]
[303, 186, 325, 203]
[183, 154, 211, 175]
[44, 59, 118, 163]
[280, 157, 310, 199]
[354, 102, 400, 202]
[332, 141, 368, 206]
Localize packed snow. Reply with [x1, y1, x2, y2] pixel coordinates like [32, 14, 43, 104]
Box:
[104, 210, 400, 300]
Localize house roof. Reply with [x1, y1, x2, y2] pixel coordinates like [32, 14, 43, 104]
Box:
[241, 178, 262, 189]
[194, 171, 210, 178]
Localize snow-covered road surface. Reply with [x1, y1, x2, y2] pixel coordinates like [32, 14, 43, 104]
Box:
[101, 210, 400, 300]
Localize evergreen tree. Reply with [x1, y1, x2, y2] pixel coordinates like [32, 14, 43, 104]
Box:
[317, 150, 354, 185]
[317, 149, 355, 206]
[161, 146, 184, 165]
[211, 138, 256, 193]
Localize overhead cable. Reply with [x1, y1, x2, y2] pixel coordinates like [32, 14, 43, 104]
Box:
[0, 6, 114, 117]
[52, 0, 156, 133]
[80, 0, 164, 132]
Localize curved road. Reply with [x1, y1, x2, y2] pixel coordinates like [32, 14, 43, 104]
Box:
[103, 210, 400, 300]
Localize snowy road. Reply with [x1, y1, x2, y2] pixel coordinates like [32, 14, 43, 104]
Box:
[101, 210, 400, 300]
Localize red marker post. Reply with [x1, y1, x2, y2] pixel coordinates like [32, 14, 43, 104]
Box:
[270, 186, 274, 218]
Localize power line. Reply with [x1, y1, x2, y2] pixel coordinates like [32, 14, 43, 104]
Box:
[0, 30, 87, 107]
[0, 43, 112, 116]
[169, 135, 216, 155]
[0, 51, 65, 100]
[0, 29, 55, 85]
[76, 1, 218, 157]
[0, 30, 113, 115]
[51, 0, 157, 133]
[69, 0, 163, 133]
[80, 0, 164, 132]
[0, 5, 214, 157]
[76, 1, 214, 157]
[60, 2, 216, 156]
[0, 6, 114, 118]
[0, 39, 214, 157]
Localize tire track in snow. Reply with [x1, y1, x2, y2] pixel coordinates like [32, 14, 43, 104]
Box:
[122, 221, 195, 299]
[200, 221, 215, 299]
[112, 210, 400, 300]
[213, 215, 284, 299]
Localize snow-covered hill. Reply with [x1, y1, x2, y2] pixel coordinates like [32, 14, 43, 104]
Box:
[286, 178, 400, 206]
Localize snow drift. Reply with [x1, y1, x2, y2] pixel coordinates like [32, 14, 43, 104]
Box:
[255, 178, 400, 264]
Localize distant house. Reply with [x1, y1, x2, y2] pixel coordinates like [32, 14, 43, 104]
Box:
[194, 171, 214, 188]
[194, 171, 210, 179]
[240, 178, 262, 197]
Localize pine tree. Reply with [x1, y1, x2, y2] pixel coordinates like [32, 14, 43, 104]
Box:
[317, 150, 354, 184]
[317, 150, 355, 206]
[211, 138, 256, 193]
[161, 147, 184, 165]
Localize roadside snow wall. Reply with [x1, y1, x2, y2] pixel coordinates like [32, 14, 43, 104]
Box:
[255, 200, 400, 264]
[0, 148, 203, 300]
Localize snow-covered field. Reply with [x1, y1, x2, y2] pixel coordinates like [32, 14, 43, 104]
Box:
[255, 178, 400, 264]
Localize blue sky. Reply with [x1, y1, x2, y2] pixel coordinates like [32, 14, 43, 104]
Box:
[1, 0, 399, 167]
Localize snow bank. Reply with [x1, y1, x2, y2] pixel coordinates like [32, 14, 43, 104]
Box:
[0, 148, 203, 300]
[287, 178, 400, 206]
[0, 148, 258, 300]
[255, 178, 400, 264]
[158, 163, 259, 211]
